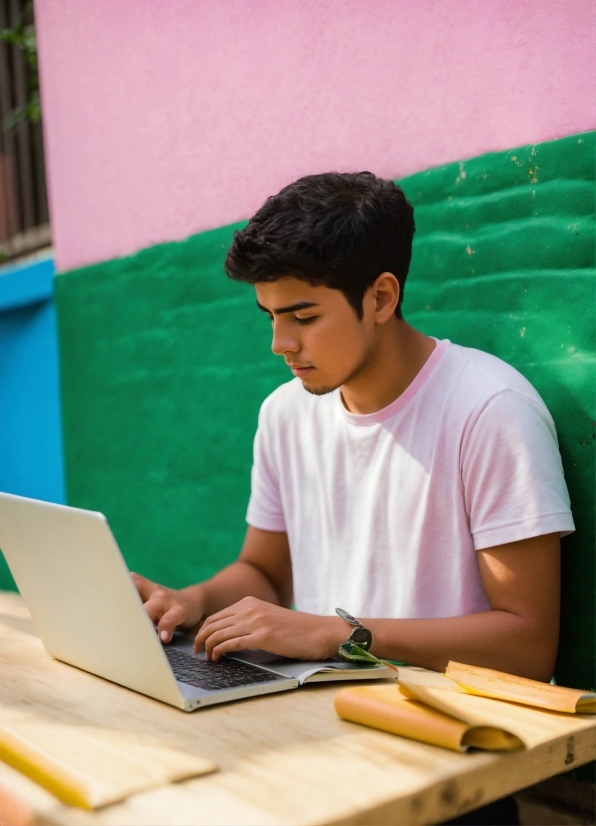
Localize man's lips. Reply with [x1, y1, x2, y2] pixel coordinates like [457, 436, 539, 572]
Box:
[287, 363, 314, 376]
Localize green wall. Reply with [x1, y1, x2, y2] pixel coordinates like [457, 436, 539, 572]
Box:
[3, 131, 593, 689]
[55, 224, 286, 590]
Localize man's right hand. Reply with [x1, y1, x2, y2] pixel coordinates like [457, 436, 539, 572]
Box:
[131, 573, 205, 643]
[131, 527, 292, 647]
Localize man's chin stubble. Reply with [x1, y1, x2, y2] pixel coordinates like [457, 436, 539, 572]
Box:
[301, 373, 351, 397]
[302, 382, 340, 396]
[300, 360, 369, 397]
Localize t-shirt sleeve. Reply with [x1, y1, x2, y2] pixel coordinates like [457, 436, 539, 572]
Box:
[461, 389, 575, 550]
[245, 401, 287, 532]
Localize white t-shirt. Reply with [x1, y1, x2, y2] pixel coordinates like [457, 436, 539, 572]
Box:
[246, 339, 574, 619]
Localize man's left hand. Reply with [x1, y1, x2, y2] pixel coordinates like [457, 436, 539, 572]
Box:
[193, 597, 343, 661]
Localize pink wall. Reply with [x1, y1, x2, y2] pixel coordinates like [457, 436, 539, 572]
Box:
[35, 0, 595, 272]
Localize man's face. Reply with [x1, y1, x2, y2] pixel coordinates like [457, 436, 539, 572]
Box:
[255, 277, 377, 395]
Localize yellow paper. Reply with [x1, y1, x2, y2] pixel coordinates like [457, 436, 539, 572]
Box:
[445, 662, 596, 714]
[398, 681, 590, 750]
[334, 684, 521, 752]
[0, 709, 216, 809]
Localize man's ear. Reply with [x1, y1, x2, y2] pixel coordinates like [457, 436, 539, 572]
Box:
[372, 272, 400, 323]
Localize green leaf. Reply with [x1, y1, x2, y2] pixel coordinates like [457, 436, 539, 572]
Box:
[337, 643, 403, 670]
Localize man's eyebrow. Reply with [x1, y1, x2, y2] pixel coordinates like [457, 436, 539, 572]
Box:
[256, 300, 320, 315]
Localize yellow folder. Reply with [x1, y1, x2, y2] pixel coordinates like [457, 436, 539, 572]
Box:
[334, 683, 523, 752]
[335, 663, 596, 753]
[445, 662, 596, 714]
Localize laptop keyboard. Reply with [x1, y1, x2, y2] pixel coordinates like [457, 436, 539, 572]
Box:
[164, 647, 283, 691]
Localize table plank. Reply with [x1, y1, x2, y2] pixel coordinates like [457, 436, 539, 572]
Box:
[1, 592, 595, 825]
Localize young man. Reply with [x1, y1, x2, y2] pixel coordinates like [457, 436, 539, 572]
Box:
[133, 171, 573, 681]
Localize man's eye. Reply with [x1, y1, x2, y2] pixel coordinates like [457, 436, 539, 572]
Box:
[295, 316, 316, 326]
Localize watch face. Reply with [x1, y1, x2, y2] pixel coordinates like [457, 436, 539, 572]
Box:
[336, 607, 361, 626]
[348, 626, 373, 650]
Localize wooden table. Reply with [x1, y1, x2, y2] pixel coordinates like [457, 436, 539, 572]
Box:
[1, 591, 595, 826]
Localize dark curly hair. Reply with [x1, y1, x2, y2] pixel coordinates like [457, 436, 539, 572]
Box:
[224, 171, 415, 319]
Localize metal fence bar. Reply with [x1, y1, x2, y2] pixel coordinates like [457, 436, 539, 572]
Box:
[8, 0, 35, 230]
[0, 0, 49, 259]
[0, 0, 20, 243]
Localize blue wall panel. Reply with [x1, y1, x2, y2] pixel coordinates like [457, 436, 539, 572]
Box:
[0, 254, 65, 590]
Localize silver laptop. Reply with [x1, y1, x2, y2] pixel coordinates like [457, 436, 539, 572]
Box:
[0, 493, 390, 711]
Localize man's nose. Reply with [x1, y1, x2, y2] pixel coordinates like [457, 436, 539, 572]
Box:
[271, 323, 299, 356]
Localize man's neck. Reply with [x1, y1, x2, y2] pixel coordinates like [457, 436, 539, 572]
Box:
[340, 320, 436, 415]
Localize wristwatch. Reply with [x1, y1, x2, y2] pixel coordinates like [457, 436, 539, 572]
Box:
[335, 607, 373, 651]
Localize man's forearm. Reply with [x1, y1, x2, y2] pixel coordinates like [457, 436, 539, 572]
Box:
[191, 537, 560, 676]
[194, 601, 552, 679]
[360, 610, 557, 682]
[182, 560, 282, 619]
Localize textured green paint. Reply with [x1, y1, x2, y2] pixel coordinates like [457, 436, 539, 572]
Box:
[3, 132, 592, 689]
[52, 224, 285, 593]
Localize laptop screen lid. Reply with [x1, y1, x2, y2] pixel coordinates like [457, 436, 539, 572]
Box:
[0, 493, 184, 708]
